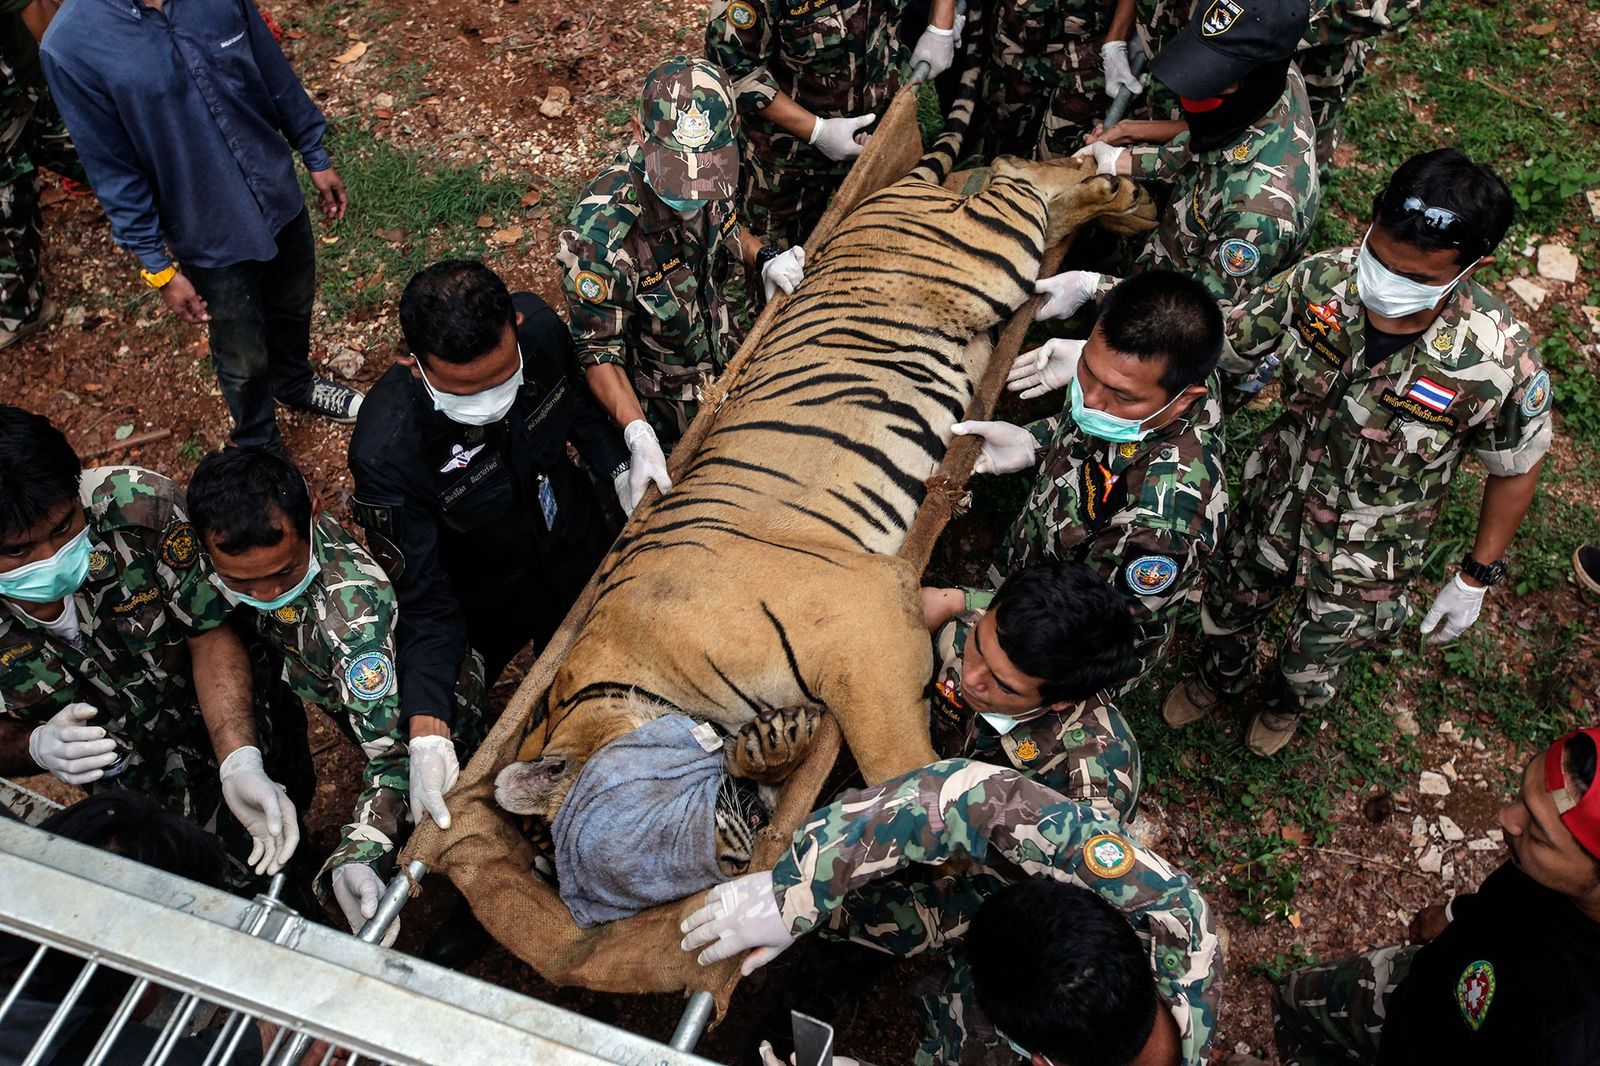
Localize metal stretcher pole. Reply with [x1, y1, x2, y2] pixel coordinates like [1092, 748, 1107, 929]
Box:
[1103, 45, 1149, 129]
[669, 991, 716, 1052]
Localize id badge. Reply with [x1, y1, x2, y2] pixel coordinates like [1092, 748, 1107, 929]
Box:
[538, 474, 558, 530]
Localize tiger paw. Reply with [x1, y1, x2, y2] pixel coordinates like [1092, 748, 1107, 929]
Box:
[725, 705, 823, 784]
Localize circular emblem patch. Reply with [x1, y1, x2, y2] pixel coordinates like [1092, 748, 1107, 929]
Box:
[87, 548, 113, 580]
[1218, 237, 1260, 277]
[1083, 833, 1137, 878]
[1015, 738, 1039, 763]
[1230, 142, 1250, 162]
[727, 0, 756, 28]
[345, 650, 395, 701]
[672, 100, 715, 150]
[574, 270, 608, 304]
[273, 604, 302, 625]
[160, 522, 199, 570]
[1520, 368, 1552, 418]
[1124, 555, 1179, 597]
[1455, 959, 1495, 1031]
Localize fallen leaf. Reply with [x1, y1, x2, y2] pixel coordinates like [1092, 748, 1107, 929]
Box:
[83, 382, 104, 393]
[1287, 910, 1302, 930]
[332, 41, 368, 64]
[491, 226, 524, 244]
[114, 424, 134, 441]
[39, 187, 69, 207]
[372, 108, 394, 119]
[520, 189, 542, 208]
[285, 28, 305, 38]
[320, 235, 340, 245]
[476, 214, 495, 228]
[482, 34, 503, 44]
[1528, 20, 1556, 35]
[1280, 824, 1309, 846]
[374, 227, 407, 242]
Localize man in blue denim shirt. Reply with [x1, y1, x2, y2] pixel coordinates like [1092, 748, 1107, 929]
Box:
[39, 0, 361, 450]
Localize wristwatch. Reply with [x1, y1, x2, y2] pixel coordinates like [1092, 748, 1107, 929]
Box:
[1459, 553, 1507, 586]
[140, 263, 178, 289]
[754, 243, 784, 273]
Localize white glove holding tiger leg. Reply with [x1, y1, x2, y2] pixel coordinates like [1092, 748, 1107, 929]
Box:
[950, 420, 1038, 475]
[330, 862, 400, 946]
[1073, 139, 1127, 176]
[1034, 270, 1103, 321]
[680, 870, 795, 975]
[408, 733, 459, 830]
[761, 246, 806, 301]
[1007, 338, 1084, 399]
[1420, 574, 1487, 644]
[623, 419, 672, 512]
[810, 114, 875, 161]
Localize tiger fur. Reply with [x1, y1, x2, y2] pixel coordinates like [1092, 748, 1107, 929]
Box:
[495, 141, 1156, 838]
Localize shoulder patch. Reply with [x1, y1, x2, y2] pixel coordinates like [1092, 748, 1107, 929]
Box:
[1230, 142, 1250, 162]
[726, 0, 756, 25]
[345, 650, 395, 701]
[1456, 959, 1495, 1031]
[1124, 554, 1180, 596]
[1520, 368, 1552, 418]
[1014, 738, 1039, 763]
[1082, 832, 1138, 878]
[1432, 330, 1455, 353]
[87, 548, 113, 580]
[574, 269, 609, 304]
[160, 521, 200, 570]
[272, 604, 302, 625]
[1218, 238, 1260, 277]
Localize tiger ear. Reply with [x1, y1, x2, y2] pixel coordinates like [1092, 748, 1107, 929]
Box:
[493, 756, 574, 817]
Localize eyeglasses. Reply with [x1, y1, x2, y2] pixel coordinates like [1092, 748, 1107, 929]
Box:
[1395, 196, 1463, 239]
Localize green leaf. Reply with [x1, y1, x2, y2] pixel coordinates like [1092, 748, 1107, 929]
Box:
[114, 424, 134, 441]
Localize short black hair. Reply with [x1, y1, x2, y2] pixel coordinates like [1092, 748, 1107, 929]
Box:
[1098, 270, 1223, 397]
[0, 405, 82, 543]
[991, 561, 1138, 703]
[187, 447, 312, 555]
[1372, 148, 1513, 266]
[399, 259, 517, 366]
[969, 876, 1159, 1065]
[0, 792, 226, 1004]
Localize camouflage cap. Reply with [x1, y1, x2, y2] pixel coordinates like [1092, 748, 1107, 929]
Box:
[639, 56, 739, 202]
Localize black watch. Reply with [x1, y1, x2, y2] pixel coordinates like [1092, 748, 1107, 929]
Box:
[755, 243, 784, 273]
[1459, 554, 1507, 587]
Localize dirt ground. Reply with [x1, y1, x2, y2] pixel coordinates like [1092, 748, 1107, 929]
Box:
[6, 0, 1600, 1062]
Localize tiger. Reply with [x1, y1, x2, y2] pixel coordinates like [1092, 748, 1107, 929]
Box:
[494, 106, 1157, 841]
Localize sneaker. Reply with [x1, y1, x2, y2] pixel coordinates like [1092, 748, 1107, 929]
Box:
[1574, 545, 1600, 596]
[0, 298, 57, 352]
[1245, 706, 1301, 757]
[290, 377, 364, 423]
[1161, 674, 1219, 729]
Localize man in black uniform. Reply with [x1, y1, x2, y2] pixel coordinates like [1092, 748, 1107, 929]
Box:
[348, 260, 628, 836]
[1267, 726, 1600, 1064]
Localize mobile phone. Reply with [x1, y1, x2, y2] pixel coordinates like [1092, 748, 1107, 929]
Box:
[791, 1011, 834, 1066]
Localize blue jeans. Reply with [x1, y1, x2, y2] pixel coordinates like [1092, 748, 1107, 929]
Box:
[185, 209, 316, 449]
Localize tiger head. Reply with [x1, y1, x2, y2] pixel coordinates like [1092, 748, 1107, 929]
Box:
[989, 155, 1158, 246]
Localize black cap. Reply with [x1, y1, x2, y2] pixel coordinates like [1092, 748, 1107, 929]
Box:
[1149, 0, 1310, 100]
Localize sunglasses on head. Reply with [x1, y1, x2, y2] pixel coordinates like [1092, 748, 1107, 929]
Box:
[1391, 195, 1463, 242]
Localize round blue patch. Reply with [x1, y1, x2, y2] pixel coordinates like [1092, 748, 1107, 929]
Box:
[1218, 238, 1260, 277]
[1125, 555, 1180, 596]
[345, 650, 395, 701]
[1520, 369, 1552, 418]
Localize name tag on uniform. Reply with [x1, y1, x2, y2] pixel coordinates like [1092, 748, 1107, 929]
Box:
[538, 475, 558, 530]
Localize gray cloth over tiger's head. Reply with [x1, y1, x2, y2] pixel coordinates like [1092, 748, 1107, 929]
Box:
[552, 714, 729, 928]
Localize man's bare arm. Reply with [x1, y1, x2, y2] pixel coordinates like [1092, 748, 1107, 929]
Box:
[187, 625, 257, 762]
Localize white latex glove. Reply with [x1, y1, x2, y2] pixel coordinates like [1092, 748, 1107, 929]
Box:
[758, 1041, 861, 1066]
[28, 703, 120, 785]
[330, 863, 399, 946]
[1007, 338, 1084, 400]
[810, 113, 875, 162]
[1073, 139, 1126, 176]
[1420, 573, 1487, 644]
[679, 870, 795, 976]
[612, 466, 634, 516]
[623, 419, 672, 512]
[950, 420, 1038, 475]
[408, 733, 459, 831]
[761, 246, 806, 301]
[910, 23, 956, 78]
[1101, 41, 1143, 98]
[219, 746, 300, 876]
[1034, 270, 1103, 321]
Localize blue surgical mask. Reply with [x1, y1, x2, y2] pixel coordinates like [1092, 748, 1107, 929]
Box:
[226, 548, 318, 612]
[979, 711, 1023, 735]
[657, 192, 707, 215]
[0, 526, 92, 604]
[1069, 374, 1183, 444]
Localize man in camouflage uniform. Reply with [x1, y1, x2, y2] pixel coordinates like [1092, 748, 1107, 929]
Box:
[705, 0, 957, 248]
[683, 760, 1223, 1065]
[1076, 0, 1319, 308]
[1166, 149, 1552, 756]
[952, 269, 1228, 689]
[921, 561, 1141, 819]
[0, 406, 302, 879]
[558, 57, 806, 473]
[975, 0, 1136, 160]
[186, 447, 490, 936]
[1297, 0, 1428, 181]
[0, 0, 82, 347]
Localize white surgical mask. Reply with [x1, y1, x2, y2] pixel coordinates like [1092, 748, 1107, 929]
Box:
[1355, 229, 1473, 319]
[419, 345, 525, 426]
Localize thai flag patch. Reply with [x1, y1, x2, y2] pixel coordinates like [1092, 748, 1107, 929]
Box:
[1406, 377, 1456, 413]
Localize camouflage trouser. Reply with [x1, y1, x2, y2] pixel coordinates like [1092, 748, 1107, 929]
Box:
[973, 38, 1104, 162]
[740, 130, 854, 250]
[1273, 945, 1418, 1065]
[641, 391, 703, 455]
[1198, 531, 1413, 712]
[1297, 40, 1371, 178]
[1036, 44, 1107, 161]
[1, 74, 83, 332]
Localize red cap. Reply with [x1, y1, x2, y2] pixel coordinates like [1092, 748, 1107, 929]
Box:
[1544, 727, 1600, 859]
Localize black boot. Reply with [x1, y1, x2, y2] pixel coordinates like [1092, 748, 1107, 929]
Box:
[422, 899, 493, 969]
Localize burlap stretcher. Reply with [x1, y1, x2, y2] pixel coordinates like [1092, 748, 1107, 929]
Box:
[400, 82, 1072, 1014]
